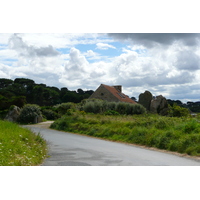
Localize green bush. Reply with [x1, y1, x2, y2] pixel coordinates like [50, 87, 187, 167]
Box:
[82, 99, 105, 113]
[168, 103, 190, 117]
[54, 102, 76, 115]
[42, 109, 59, 120]
[82, 99, 146, 115]
[183, 120, 200, 134]
[18, 104, 42, 124]
[107, 102, 117, 111]
[104, 110, 120, 115]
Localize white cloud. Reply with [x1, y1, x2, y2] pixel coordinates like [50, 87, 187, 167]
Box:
[96, 42, 116, 50]
[9, 34, 60, 57]
[83, 50, 101, 60]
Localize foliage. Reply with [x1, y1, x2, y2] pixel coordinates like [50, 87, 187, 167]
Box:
[41, 109, 60, 120]
[0, 78, 94, 111]
[168, 103, 190, 117]
[18, 104, 42, 124]
[50, 113, 200, 156]
[82, 99, 146, 115]
[104, 110, 120, 115]
[53, 102, 76, 115]
[0, 120, 47, 166]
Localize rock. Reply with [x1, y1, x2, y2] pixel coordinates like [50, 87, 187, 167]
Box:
[138, 91, 153, 111]
[34, 115, 43, 124]
[5, 106, 21, 122]
[150, 95, 168, 115]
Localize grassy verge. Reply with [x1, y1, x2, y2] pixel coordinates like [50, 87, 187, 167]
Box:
[50, 112, 200, 156]
[0, 120, 48, 166]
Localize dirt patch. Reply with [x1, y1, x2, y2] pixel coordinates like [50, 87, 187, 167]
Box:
[28, 121, 54, 129]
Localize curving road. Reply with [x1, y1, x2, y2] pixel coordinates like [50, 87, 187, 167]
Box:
[25, 122, 200, 166]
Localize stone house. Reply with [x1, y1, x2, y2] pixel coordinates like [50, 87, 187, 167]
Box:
[89, 84, 137, 104]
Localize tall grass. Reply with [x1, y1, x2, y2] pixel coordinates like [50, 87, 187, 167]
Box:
[51, 112, 200, 156]
[0, 120, 48, 166]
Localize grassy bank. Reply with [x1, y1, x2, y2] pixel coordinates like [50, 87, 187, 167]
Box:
[51, 112, 200, 156]
[0, 120, 47, 166]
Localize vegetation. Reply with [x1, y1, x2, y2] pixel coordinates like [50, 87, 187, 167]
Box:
[168, 103, 190, 117]
[2, 77, 200, 165]
[51, 112, 200, 156]
[0, 78, 94, 119]
[0, 120, 47, 166]
[81, 99, 146, 115]
[18, 104, 42, 124]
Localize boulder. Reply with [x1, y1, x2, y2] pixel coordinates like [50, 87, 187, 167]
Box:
[5, 106, 21, 122]
[34, 115, 43, 124]
[138, 91, 153, 111]
[150, 95, 168, 115]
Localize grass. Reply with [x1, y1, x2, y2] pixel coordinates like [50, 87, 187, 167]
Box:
[50, 112, 200, 156]
[0, 120, 48, 166]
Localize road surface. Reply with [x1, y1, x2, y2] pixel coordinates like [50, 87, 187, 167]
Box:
[25, 122, 200, 166]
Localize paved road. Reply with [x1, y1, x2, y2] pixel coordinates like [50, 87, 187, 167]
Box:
[26, 122, 200, 166]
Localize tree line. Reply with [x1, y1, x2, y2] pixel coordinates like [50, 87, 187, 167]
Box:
[0, 78, 94, 111]
[1, 77, 200, 115]
[167, 99, 200, 113]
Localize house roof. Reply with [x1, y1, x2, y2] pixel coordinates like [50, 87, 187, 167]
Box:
[102, 84, 137, 104]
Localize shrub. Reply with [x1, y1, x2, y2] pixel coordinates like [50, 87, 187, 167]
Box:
[183, 120, 200, 134]
[107, 102, 117, 111]
[18, 104, 42, 124]
[133, 104, 146, 114]
[54, 102, 76, 115]
[82, 99, 146, 115]
[104, 110, 120, 115]
[42, 109, 59, 120]
[116, 102, 127, 114]
[168, 103, 190, 117]
[82, 99, 105, 114]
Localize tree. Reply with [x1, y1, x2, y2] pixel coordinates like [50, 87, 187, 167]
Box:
[0, 78, 13, 89]
[77, 88, 84, 94]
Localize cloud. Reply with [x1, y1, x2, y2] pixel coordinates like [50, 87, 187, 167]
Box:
[107, 33, 200, 48]
[83, 50, 101, 60]
[175, 50, 200, 70]
[62, 47, 89, 86]
[0, 63, 11, 78]
[96, 42, 116, 50]
[9, 34, 60, 57]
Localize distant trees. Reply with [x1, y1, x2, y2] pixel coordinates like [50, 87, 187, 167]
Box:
[0, 78, 94, 113]
[166, 99, 200, 114]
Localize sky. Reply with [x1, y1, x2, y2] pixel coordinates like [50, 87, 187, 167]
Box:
[1, 33, 200, 102]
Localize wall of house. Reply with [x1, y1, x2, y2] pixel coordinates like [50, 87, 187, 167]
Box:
[89, 85, 119, 102]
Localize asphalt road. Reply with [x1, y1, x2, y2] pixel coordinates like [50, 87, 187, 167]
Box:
[26, 122, 200, 166]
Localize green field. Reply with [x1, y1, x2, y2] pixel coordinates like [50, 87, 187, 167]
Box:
[51, 112, 200, 156]
[0, 120, 47, 166]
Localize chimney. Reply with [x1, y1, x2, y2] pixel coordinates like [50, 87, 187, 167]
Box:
[113, 85, 122, 93]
